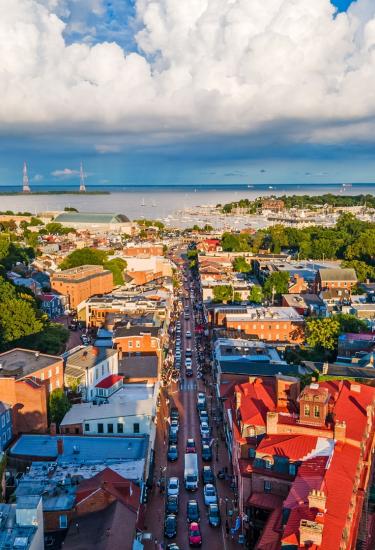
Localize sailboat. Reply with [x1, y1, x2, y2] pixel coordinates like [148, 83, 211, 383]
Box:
[141, 198, 145, 206]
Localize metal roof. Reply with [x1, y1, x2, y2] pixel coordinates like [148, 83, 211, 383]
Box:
[54, 212, 130, 224]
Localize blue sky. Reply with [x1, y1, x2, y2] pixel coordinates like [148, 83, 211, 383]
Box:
[1, 0, 375, 188]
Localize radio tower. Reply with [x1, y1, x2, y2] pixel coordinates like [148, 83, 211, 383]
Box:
[79, 161, 86, 192]
[22, 162, 31, 193]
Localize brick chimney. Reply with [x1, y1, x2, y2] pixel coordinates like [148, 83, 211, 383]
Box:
[334, 420, 346, 442]
[308, 489, 327, 512]
[50, 422, 57, 436]
[57, 438, 64, 456]
[266, 411, 278, 435]
[236, 391, 242, 411]
[299, 519, 323, 546]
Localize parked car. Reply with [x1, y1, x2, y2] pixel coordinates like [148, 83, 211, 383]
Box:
[185, 357, 192, 366]
[185, 348, 192, 357]
[203, 484, 217, 506]
[188, 522, 202, 547]
[202, 444, 212, 461]
[186, 330, 192, 338]
[168, 445, 179, 462]
[166, 495, 179, 514]
[167, 477, 180, 497]
[202, 466, 214, 485]
[171, 419, 179, 431]
[186, 439, 197, 453]
[164, 514, 177, 539]
[186, 366, 193, 377]
[208, 503, 221, 527]
[187, 500, 200, 523]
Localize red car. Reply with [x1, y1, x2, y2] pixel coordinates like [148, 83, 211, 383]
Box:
[186, 438, 196, 453]
[188, 522, 202, 547]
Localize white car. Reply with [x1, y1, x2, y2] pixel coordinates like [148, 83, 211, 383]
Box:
[200, 421, 210, 439]
[175, 351, 181, 359]
[167, 477, 180, 497]
[186, 331, 192, 339]
[204, 484, 217, 506]
[185, 358, 192, 367]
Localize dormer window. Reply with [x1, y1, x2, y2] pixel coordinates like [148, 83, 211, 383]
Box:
[289, 463, 296, 475]
[265, 459, 272, 469]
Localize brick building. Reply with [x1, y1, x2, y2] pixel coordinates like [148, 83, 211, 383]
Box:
[212, 306, 305, 344]
[51, 265, 114, 310]
[123, 244, 164, 256]
[226, 378, 375, 550]
[315, 267, 357, 292]
[0, 349, 63, 434]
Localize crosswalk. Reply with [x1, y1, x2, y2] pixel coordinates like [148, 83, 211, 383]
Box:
[179, 380, 197, 391]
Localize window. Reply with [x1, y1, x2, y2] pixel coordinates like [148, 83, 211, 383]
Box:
[107, 423, 114, 434]
[117, 423, 124, 434]
[276, 324, 279, 329]
[48, 370, 52, 378]
[264, 480, 272, 493]
[101, 365, 104, 376]
[56, 366, 60, 375]
[56, 380, 60, 388]
[89, 372, 93, 385]
[95, 368, 99, 380]
[314, 406, 320, 418]
[128, 341, 133, 348]
[59, 515, 68, 529]
[41, 372, 44, 381]
[136, 341, 140, 348]
[289, 463, 296, 476]
[6, 428, 10, 441]
[265, 459, 272, 469]
[84, 423, 90, 432]
[49, 382, 53, 392]
[260, 324, 264, 329]
[304, 405, 310, 417]
[249, 448, 256, 458]
[133, 422, 140, 434]
[98, 423, 104, 434]
[6, 411, 9, 423]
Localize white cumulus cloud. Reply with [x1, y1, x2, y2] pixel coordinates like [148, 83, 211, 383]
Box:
[51, 168, 79, 177]
[2, 0, 375, 146]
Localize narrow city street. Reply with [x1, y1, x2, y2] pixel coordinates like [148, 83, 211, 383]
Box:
[143, 257, 240, 550]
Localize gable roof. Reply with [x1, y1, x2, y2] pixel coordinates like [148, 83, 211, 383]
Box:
[318, 267, 357, 282]
[236, 379, 277, 427]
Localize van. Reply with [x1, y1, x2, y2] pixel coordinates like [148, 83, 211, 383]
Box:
[184, 453, 198, 490]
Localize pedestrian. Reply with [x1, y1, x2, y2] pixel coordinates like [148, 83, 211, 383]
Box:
[225, 519, 230, 538]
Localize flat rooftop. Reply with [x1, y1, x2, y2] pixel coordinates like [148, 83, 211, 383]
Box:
[226, 306, 303, 323]
[0, 503, 37, 550]
[11, 434, 148, 463]
[0, 348, 61, 379]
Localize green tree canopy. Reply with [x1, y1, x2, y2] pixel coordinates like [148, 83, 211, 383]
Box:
[212, 285, 233, 303]
[45, 222, 76, 235]
[221, 232, 251, 252]
[232, 256, 252, 273]
[306, 317, 341, 352]
[61, 248, 127, 285]
[49, 388, 71, 425]
[336, 314, 368, 334]
[0, 297, 43, 347]
[248, 285, 263, 303]
[263, 271, 289, 299]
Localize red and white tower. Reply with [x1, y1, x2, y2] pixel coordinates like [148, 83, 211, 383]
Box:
[22, 162, 31, 193]
[79, 161, 86, 192]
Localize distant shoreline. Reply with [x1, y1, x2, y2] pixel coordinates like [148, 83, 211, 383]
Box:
[0, 191, 110, 196]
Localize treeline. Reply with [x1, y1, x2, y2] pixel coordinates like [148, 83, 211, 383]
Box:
[220, 193, 375, 213]
[221, 213, 375, 281]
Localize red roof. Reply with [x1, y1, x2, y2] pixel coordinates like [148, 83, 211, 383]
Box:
[247, 492, 284, 511]
[236, 379, 277, 427]
[95, 374, 123, 389]
[256, 434, 319, 461]
[283, 456, 328, 510]
[40, 293, 57, 302]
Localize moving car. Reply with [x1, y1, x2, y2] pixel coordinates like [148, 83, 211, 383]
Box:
[186, 330, 192, 338]
[166, 495, 179, 514]
[187, 500, 200, 523]
[185, 348, 192, 357]
[167, 477, 180, 497]
[188, 522, 202, 547]
[203, 484, 218, 506]
[199, 410, 209, 422]
[171, 419, 179, 431]
[202, 466, 214, 485]
[164, 514, 177, 539]
[185, 366, 193, 377]
[200, 421, 210, 439]
[170, 407, 179, 420]
[167, 444, 179, 462]
[186, 439, 196, 453]
[169, 426, 178, 444]
[208, 503, 221, 527]
[201, 443, 212, 461]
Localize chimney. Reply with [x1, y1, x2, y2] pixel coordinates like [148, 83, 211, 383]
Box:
[334, 420, 346, 442]
[266, 411, 278, 435]
[50, 422, 57, 436]
[308, 489, 327, 512]
[236, 391, 242, 411]
[57, 438, 64, 456]
[35, 351, 40, 360]
[299, 519, 323, 546]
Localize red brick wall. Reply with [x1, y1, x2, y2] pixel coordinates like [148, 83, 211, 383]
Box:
[44, 510, 74, 532]
[31, 360, 64, 394]
[51, 271, 113, 309]
[124, 246, 164, 256]
[0, 378, 48, 434]
[113, 334, 160, 353]
[75, 488, 116, 516]
[61, 423, 83, 435]
[225, 319, 304, 343]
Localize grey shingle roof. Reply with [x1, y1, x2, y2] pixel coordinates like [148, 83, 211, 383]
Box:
[318, 268, 357, 282]
[65, 346, 117, 374]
